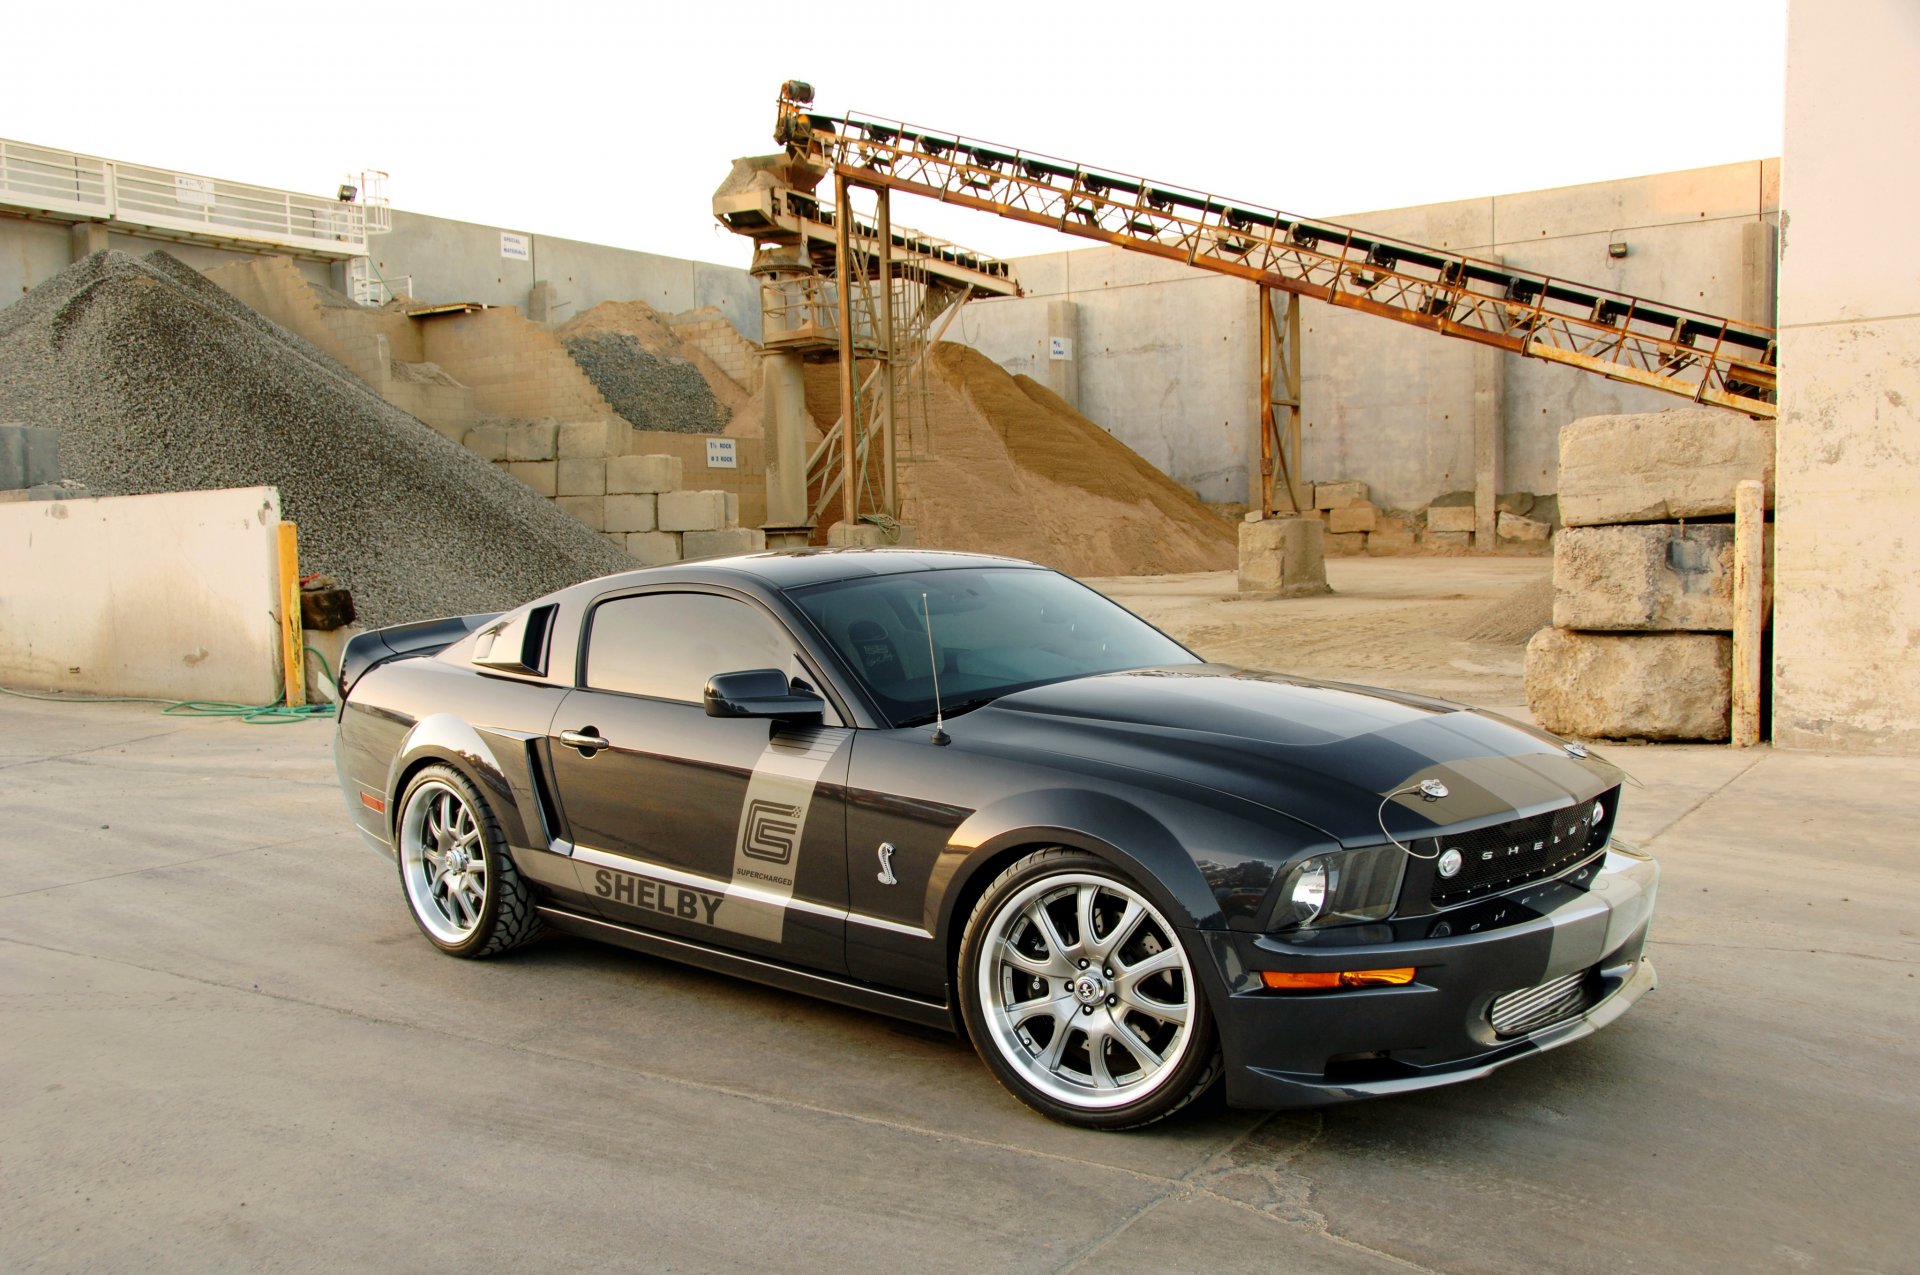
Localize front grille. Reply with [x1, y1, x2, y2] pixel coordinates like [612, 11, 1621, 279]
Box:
[1429, 789, 1618, 907]
[1489, 969, 1592, 1037]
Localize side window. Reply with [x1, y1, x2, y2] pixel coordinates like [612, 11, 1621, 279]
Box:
[585, 593, 798, 703]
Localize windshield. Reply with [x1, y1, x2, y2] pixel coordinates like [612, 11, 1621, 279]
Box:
[786, 566, 1200, 727]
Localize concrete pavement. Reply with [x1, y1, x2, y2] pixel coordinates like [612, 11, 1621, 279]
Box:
[2, 695, 1913, 1273]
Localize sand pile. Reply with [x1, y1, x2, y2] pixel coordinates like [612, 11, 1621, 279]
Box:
[558, 301, 754, 435]
[0, 250, 632, 627]
[1458, 576, 1555, 644]
[803, 342, 1235, 577]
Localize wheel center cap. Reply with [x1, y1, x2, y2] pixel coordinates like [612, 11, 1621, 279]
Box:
[1071, 973, 1107, 1006]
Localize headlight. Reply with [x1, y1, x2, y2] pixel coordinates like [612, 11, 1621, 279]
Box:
[1272, 844, 1407, 932]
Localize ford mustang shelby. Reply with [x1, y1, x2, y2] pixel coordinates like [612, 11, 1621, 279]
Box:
[332, 549, 1657, 1129]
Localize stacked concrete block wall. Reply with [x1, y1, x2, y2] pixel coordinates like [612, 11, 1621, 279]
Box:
[666, 308, 762, 393]
[417, 308, 617, 424]
[1289, 481, 1551, 557]
[1525, 407, 1774, 741]
[205, 257, 477, 438]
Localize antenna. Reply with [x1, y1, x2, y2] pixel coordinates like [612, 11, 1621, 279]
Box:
[921, 591, 950, 746]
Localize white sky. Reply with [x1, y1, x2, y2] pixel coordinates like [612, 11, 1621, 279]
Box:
[3, 0, 1785, 268]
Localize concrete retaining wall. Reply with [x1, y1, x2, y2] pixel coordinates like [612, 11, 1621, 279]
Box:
[368, 210, 759, 338]
[0, 486, 285, 703]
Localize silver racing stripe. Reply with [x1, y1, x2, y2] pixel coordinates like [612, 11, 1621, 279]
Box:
[715, 726, 850, 942]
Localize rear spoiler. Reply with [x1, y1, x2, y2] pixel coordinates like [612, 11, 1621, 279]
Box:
[337, 613, 499, 699]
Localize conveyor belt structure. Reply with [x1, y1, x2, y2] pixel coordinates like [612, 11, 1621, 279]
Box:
[773, 90, 1777, 418]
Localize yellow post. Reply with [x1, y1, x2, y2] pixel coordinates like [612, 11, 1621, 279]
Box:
[277, 521, 306, 708]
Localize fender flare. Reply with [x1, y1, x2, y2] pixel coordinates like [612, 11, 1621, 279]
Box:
[935, 787, 1227, 950]
[384, 713, 550, 853]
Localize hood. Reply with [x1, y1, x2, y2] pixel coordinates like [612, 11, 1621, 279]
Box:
[954, 665, 1620, 846]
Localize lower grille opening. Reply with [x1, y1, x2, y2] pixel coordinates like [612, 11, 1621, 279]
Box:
[1488, 968, 1596, 1037]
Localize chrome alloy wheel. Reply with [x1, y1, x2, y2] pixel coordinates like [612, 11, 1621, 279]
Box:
[976, 872, 1196, 1111]
[399, 780, 489, 944]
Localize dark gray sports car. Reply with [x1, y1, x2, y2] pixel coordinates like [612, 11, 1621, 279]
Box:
[332, 549, 1658, 1129]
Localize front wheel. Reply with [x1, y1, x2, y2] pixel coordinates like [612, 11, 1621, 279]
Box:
[958, 849, 1221, 1129]
[395, 764, 542, 958]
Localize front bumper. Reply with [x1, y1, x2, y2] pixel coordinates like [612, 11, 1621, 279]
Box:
[1198, 847, 1660, 1109]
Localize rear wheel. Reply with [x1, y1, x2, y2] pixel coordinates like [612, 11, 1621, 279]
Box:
[958, 849, 1220, 1129]
[395, 764, 541, 958]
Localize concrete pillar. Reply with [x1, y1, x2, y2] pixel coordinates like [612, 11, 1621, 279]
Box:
[1740, 222, 1779, 328]
[761, 349, 810, 533]
[1731, 479, 1766, 748]
[329, 259, 350, 296]
[1772, 0, 1920, 754]
[70, 222, 108, 262]
[1046, 300, 1079, 409]
[528, 280, 561, 325]
[1472, 351, 1505, 549]
[1473, 256, 1506, 550]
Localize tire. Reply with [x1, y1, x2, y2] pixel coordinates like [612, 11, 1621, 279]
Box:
[958, 848, 1221, 1130]
[394, 764, 543, 958]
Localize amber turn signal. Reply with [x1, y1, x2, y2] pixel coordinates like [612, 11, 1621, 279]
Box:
[1260, 967, 1416, 991]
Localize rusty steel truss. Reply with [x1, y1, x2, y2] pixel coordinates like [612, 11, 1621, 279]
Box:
[774, 91, 1777, 431]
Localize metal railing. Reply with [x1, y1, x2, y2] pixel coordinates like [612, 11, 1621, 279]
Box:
[0, 137, 368, 258]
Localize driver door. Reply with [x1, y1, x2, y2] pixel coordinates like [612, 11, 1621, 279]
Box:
[544, 587, 851, 974]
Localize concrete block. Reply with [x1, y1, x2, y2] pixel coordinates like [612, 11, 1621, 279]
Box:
[625, 531, 681, 566]
[503, 421, 558, 462]
[723, 492, 741, 527]
[0, 424, 60, 491]
[1327, 501, 1378, 534]
[683, 527, 767, 559]
[558, 417, 628, 459]
[1552, 523, 1770, 631]
[556, 459, 606, 496]
[1313, 481, 1368, 510]
[1366, 515, 1418, 556]
[1426, 504, 1477, 534]
[1498, 512, 1551, 543]
[606, 453, 683, 495]
[1525, 627, 1731, 741]
[462, 423, 508, 462]
[1423, 530, 1472, 551]
[503, 462, 557, 497]
[1559, 407, 1774, 526]
[658, 490, 728, 532]
[604, 494, 658, 534]
[827, 521, 888, 547]
[556, 496, 604, 532]
[1325, 531, 1368, 556]
[1237, 517, 1333, 597]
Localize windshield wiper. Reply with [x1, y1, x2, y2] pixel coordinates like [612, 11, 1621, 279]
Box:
[896, 696, 1000, 728]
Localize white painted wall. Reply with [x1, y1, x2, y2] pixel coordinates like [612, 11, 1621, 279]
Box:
[1772, 0, 1920, 754]
[0, 487, 285, 703]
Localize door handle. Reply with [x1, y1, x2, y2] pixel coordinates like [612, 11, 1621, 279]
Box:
[559, 728, 610, 753]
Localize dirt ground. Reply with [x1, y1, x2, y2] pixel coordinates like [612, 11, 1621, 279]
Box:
[1092, 557, 1553, 717]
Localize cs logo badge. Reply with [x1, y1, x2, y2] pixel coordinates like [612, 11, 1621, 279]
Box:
[742, 799, 802, 864]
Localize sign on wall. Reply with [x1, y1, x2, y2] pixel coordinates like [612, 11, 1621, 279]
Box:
[500, 232, 531, 261]
[174, 176, 216, 207]
[1048, 336, 1074, 361]
[706, 439, 737, 469]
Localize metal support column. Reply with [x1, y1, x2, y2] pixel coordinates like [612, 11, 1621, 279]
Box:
[833, 170, 859, 529]
[1258, 287, 1304, 516]
[876, 187, 898, 517]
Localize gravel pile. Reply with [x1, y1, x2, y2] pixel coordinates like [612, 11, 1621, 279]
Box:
[0, 250, 632, 627]
[562, 331, 728, 434]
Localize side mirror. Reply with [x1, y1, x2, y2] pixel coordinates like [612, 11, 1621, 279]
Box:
[704, 668, 825, 723]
